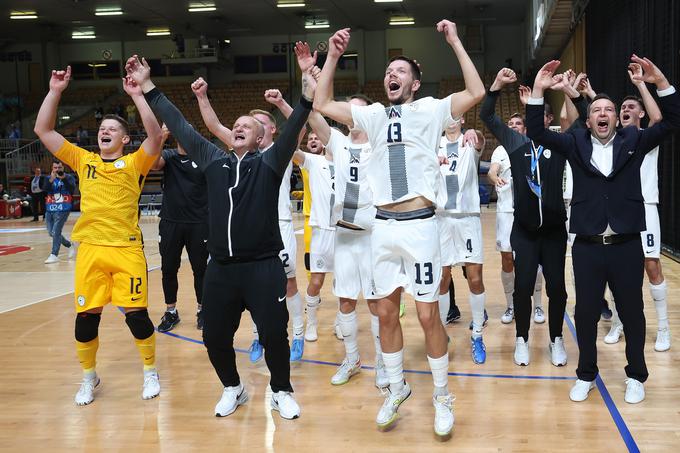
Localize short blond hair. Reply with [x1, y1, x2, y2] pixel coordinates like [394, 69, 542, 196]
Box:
[249, 109, 276, 127]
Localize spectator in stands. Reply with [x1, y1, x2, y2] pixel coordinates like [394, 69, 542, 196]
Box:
[76, 126, 89, 146]
[43, 160, 76, 264]
[94, 106, 103, 122]
[30, 166, 47, 221]
[9, 123, 21, 140]
[126, 104, 137, 124]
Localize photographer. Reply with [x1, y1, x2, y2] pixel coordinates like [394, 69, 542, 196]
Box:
[43, 160, 77, 264]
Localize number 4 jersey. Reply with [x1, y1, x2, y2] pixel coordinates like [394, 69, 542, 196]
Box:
[437, 134, 482, 215]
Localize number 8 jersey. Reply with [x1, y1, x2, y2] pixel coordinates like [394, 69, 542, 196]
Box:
[351, 95, 454, 207]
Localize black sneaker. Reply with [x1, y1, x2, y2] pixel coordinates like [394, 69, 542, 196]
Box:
[196, 311, 204, 330]
[158, 310, 180, 332]
[446, 304, 461, 324]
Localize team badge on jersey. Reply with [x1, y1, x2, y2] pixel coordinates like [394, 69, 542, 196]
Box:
[77, 295, 86, 306]
[385, 105, 402, 119]
[543, 149, 551, 159]
[114, 160, 126, 169]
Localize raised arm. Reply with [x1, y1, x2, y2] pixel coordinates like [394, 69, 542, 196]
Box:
[437, 20, 485, 119]
[628, 62, 662, 126]
[313, 29, 354, 127]
[480, 68, 528, 152]
[191, 77, 233, 147]
[122, 75, 162, 157]
[33, 66, 69, 154]
[294, 42, 332, 146]
[151, 124, 170, 171]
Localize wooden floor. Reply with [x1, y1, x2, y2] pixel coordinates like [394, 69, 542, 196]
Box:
[0, 209, 678, 452]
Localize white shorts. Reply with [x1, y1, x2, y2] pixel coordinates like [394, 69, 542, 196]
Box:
[278, 220, 297, 278]
[333, 227, 375, 300]
[438, 214, 484, 266]
[641, 203, 661, 259]
[310, 227, 335, 273]
[496, 212, 513, 252]
[372, 216, 441, 302]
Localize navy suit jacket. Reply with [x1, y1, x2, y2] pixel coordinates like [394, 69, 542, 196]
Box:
[526, 90, 680, 236]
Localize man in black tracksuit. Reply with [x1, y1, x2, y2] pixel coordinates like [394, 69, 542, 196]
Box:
[153, 125, 212, 332]
[480, 68, 583, 367]
[129, 55, 313, 419]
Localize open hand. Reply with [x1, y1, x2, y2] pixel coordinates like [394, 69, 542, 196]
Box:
[49, 66, 72, 93]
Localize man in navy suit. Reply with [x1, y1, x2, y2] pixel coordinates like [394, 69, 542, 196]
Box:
[525, 56, 680, 404]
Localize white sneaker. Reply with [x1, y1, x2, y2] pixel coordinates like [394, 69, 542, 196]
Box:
[514, 337, 530, 366]
[271, 391, 300, 419]
[533, 306, 546, 324]
[433, 394, 455, 436]
[655, 328, 671, 352]
[331, 357, 361, 385]
[604, 323, 623, 344]
[304, 322, 318, 342]
[569, 379, 595, 402]
[624, 378, 645, 404]
[142, 370, 161, 400]
[550, 337, 568, 366]
[44, 254, 59, 264]
[215, 384, 248, 417]
[501, 307, 514, 324]
[374, 359, 389, 389]
[376, 381, 411, 429]
[75, 375, 100, 406]
[68, 245, 77, 259]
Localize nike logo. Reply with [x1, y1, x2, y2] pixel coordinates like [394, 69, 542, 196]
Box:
[278, 296, 286, 302]
[181, 159, 189, 163]
[223, 163, 230, 168]
[628, 150, 634, 155]
[131, 297, 142, 301]
[646, 249, 654, 254]
[203, 239, 208, 243]
[416, 291, 428, 296]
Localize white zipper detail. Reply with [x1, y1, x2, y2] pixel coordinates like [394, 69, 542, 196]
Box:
[227, 154, 246, 256]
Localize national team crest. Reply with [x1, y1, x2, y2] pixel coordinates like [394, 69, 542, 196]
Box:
[348, 148, 361, 164]
[114, 160, 126, 169]
[385, 105, 402, 119]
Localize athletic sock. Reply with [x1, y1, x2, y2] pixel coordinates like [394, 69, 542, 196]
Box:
[167, 307, 177, 314]
[501, 270, 514, 308]
[370, 314, 383, 360]
[533, 267, 543, 309]
[338, 310, 359, 363]
[134, 332, 156, 371]
[650, 280, 669, 330]
[470, 292, 486, 337]
[286, 292, 305, 338]
[76, 337, 99, 373]
[382, 350, 404, 393]
[438, 292, 450, 324]
[427, 353, 449, 397]
[305, 293, 321, 324]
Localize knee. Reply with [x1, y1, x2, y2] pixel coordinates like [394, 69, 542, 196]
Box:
[75, 312, 101, 342]
[339, 298, 356, 313]
[467, 274, 484, 293]
[377, 304, 399, 326]
[416, 305, 439, 330]
[124, 309, 154, 339]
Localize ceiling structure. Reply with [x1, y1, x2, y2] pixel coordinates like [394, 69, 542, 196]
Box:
[0, 0, 529, 45]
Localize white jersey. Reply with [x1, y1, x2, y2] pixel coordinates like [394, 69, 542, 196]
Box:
[300, 153, 335, 230]
[351, 95, 454, 207]
[327, 128, 375, 230]
[261, 143, 293, 222]
[490, 145, 514, 213]
[437, 134, 481, 214]
[640, 146, 659, 204]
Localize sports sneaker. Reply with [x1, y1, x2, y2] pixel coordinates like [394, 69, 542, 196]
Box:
[469, 309, 489, 330]
[376, 381, 411, 429]
[215, 384, 248, 417]
[550, 336, 567, 366]
[248, 339, 263, 363]
[514, 337, 530, 366]
[142, 370, 161, 400]
[331, 357, 361, 385]
[305, 321, 318, 342]
[374, 359, 389, 389]
[655, 328, 671, 352]
[271, 391, 300, 419]
[433, 394, 455, 437]
[446, 304, 461, 324]
[75, 375, 100, 406]
[290, 337, 304, 361]
[196, 311, 204, 330]
[470, 336, 486, 364]
[624, 378, 645, 404]
[158, 310, 180, 333]
[569, 379, 595, 402]
[68, 245, 77, 259]
[44, 254, 59, 264]
[604, 323, 623, 344]
[501, 307, 515, 324]
[399, 299, 406, 318]
[533, 306, 546, 324]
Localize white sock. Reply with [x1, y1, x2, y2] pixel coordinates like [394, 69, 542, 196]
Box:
[650, 280, 669, 330]
[305, 293, 320, 324]
[382, 350, 404, 393]
[252, 320, 259, 341]
[370, 314, 383, 360]
[167, 306, 177, 314]
[533, 267, 543, 309]
[427, 353, 449, 396]
[438, 292, 450, 325]
[338, 310, 359, 363]
[286, 292, 304, 338]
[501, 270, 514, 309]
[470, 292, 486, 337]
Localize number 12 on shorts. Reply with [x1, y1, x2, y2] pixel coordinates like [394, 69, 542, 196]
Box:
[415, 262, 433, 285]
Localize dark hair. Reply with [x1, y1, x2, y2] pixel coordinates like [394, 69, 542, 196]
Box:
[388, 55, 422, 81]
[52, 159, 62, 166]
[587, 93, 617, 116]
[544, 103, 553, 117]
[347, 93, 373, 105]
[101, 114, 130, 135]
[622, 95, 644, 110]
[509, 112, 525, 124]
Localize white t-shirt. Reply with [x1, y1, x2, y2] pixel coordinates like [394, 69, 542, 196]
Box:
[351, 96, 454, 207]
[300, 153, 335, 230]
[327, 128, 375, 230]
[562, 161, 573, 201]
[437, 134, 481, 214]
[490, 145, 514, 213]
[261, 143, 293, 222]
[640, 146, 659, 204]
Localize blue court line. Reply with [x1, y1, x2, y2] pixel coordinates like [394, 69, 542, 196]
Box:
[563, 313, 640, 453]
